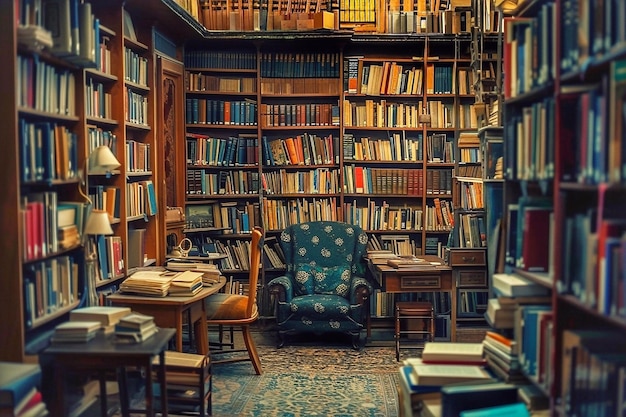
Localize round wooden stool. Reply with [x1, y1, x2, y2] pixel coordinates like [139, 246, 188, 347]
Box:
[395, 301, 435, 361]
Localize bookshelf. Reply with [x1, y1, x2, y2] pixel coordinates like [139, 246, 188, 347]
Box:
[0, 0, 204, 363]
[501, 0, 626, 414]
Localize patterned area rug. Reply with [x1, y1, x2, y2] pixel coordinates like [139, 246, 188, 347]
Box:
[210, 345, 400, 417]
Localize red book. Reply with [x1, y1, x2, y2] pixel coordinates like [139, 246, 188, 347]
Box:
[354, 166, 364, 193]
[521, 208, 551, 272]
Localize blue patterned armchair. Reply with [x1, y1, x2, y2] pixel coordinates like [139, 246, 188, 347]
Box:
[267, 221, 372, 349]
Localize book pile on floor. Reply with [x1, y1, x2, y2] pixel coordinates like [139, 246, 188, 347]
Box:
[51, 321, 101, 343]
[115, 312, 157, 343]
[482, 331, 525, 383]
[0, 362, 49, 417]
[403, 342, 493, 386]
[169, 271, 204, 296]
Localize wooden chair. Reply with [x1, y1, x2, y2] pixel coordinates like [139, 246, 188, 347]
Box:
[205, 227, 263, 374]
[395, 301, 435, 361]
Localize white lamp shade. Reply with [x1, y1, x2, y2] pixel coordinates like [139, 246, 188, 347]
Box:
[83, 209, 114, 236]
[89, 146, 121, 173]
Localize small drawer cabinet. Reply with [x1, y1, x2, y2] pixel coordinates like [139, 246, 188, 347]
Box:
[447, 248, 489, 342]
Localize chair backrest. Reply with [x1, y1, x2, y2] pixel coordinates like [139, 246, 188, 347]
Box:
[279, 221, 368, 296]
[246, 226, 264, 317]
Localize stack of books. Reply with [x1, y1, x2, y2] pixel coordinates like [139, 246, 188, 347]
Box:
[482, 331, 525, 383]
[403, 342, 493, 386]
[0, 362, 49, 417]
[115, 312, 158, 343]
[169, 271, 204, 296]
[166, 261, 222, 286]
[51, 321, 102, 343]
[69, 306, 132, 334]
[119, 269, 177, 297]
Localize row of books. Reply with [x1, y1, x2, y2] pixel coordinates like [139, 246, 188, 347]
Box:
[561, 0, 626, 74]
[262, 197, 340, 231]
[184, 50, 257, 70]
[343, 99, 425, 129]
[259, 52, 341, 78]
[343, 166, 453, 196]
[85, 78, 112, 120]
[126, 180, 158, 218]
[123, 47, 149, 87]
[344, 201, 425, 232]
[94, 234, 124, 281]
[126, 140, 151, 173]
[185, 72, 257, 93]
[262, 168, 340, 195]
[258, 103, 340, 128]
[260, 77, 341, 96]
[457, 181, 484, 210]
[23, 255, 80, 329]
[185, 201, 261, 234]
[124, 88, 149, 126]
[504, 97, 555, 182]
[185, 98, 257, 126]
[379, 7, 475, 36]
[87, 128, 117, 162]
[370, 291, 451, 322]
[19, 119, 79, 183]
[342, 132, 424, 162]
[457, 213, 487, 249]
[262, 134, 338, 166]
[90, 185, 121, 220]
[186, 168, 261, 195]
[17, 44, 77, 117]
[186, 134, 259, 167]
[457, 289, 488, 317]
[503, 5, 556, 99]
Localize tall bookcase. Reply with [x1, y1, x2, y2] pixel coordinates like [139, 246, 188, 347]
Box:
[178, 32, 483, 338]
[502, 0, 626, 413]
[0, 0, 203, 363]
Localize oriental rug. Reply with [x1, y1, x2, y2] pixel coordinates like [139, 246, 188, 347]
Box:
[210, 345, 400, 417]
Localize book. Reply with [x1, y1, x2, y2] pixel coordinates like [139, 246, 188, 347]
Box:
[492, 273, 550, 297]
[0, 363, 41, 410]
[116, 312, 155, 331]
[459, 402, 530, 417]
[69, 306, 131, 327]
[169, 270, 204, 295]
[410, 363, 493, 386]
[441, 381, 519, 417]
[51, 320, 101, 343]
[114, 324, 158, 344]
[421, 342, 485, 364]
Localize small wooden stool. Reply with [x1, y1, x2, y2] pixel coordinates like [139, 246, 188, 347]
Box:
[395, 301, 435, 361]
[157, 351, 212, 416]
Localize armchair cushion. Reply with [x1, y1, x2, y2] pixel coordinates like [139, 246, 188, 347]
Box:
[298, 264, 350, 297]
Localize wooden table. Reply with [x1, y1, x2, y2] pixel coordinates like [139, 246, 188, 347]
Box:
[367, 255, 457, 341]
[107, 278, 226, 355]
[43, 328, 176, 417]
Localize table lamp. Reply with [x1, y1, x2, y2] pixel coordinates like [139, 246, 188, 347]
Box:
[80, 146, 121, 306]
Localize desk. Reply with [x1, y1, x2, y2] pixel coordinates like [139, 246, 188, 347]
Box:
[367, 255, 457, 341]
[107, 279, 225, 355]
[44, 328, 176, 417]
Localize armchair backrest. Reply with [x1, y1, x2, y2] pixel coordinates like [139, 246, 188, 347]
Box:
[279, 221, 368, 297]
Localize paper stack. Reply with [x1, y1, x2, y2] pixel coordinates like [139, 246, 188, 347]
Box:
[115, 312, 158, 343]
[119, 270, 177, 296]
[169, 271, 204, 296]
[166, 261, 222, 286]
[51, 321, 102, 343]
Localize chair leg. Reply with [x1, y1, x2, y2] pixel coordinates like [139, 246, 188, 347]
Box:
[351, 332, 361, 350]
[242, 325, 263, 375]
[276, 331, 285, 349]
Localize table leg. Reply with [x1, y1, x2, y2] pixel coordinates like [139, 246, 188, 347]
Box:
[158, 351, 168, 417]
[117, 367, 130, 417]
[145, 359, 154, 416]
[194, 315, 209, 355]
[176, 313, 184, 352]
[99, 371, 108, 417]
[52, 364, 65, 417]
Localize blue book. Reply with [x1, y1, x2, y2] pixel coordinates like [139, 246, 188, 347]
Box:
[520, 304, 551, 376]
[459, 402, 529, 417]
[96, 233, 110, 279]
[0, 362, 41, 409]
[145, 181, 158, 215]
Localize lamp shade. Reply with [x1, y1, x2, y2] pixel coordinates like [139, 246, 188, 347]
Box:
[89, 145, 121, 173]
[83, 209, 114, 236]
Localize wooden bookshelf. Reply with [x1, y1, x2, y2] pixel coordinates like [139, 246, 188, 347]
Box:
[501, 0, 626, 414]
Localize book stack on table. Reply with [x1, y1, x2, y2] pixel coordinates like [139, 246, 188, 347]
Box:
[115, 312, 158, 343]
[120, 270, 177, 297]
[51, 321, 101, 344]
[69, 306, 132, 334]
[169, 271, 204, 296]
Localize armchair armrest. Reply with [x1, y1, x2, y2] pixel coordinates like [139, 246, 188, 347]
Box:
[350, 276, 372, 306]
[267, 275, 294, 303]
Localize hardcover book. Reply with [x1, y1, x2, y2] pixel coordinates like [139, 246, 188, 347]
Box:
[421, 342, 485, 364]
[410, 363, 493, 386]
[0, 362, 41, 409]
